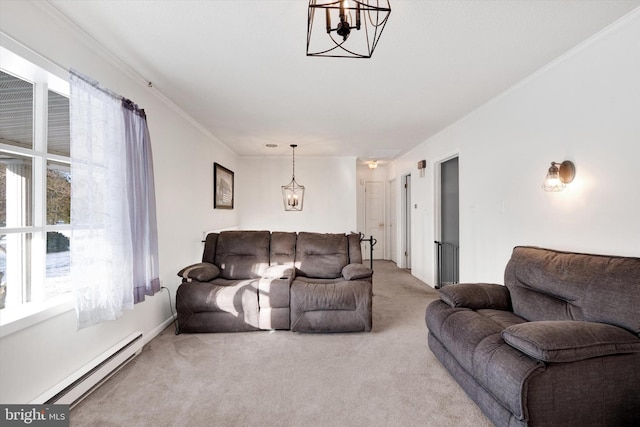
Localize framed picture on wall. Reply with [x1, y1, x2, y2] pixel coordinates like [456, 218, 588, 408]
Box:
[214, 163, 234, 209]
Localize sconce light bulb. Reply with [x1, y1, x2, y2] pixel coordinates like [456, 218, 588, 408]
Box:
[543, 162, 566, 192]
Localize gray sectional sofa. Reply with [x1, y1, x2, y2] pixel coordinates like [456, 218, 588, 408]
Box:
[176, 230, 373, 333]
[426, 246, 640, 427]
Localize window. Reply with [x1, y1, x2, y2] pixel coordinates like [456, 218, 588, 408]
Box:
[0, 47, 71, 318]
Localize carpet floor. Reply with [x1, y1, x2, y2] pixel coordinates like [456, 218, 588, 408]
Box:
[70, 260, 492, 427]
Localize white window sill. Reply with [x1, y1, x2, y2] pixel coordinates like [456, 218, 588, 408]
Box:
[0, 294, 74, 338]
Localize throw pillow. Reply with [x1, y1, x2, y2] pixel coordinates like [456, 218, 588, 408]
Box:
[342, 264, 373, 280]
[177, 262, 220, 282]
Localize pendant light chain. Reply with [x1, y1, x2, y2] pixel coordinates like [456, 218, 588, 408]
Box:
[292, 144, 296, 179]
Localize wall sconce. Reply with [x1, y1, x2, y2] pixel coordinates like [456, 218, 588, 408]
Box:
[542, 160, 576, 192]
[417, 160, 426, 177]
[368, 160, 378, 169]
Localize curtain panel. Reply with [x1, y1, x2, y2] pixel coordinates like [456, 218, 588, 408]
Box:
[122, 100, 161, 304]
[69, 70, 160, 329]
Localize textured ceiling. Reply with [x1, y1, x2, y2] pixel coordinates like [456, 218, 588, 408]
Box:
[45, 0, 640, 163]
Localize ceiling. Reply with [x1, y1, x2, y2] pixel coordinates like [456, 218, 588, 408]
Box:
[46, 0, 640, 163]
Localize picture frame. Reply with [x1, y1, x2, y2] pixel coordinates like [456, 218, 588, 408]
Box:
[214, 163, 234, 209]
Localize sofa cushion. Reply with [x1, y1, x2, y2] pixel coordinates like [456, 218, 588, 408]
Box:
[295, 232, 349, 279]
[347, 232, 363, 264]
[290, 278, 372, 332]
[177, 262, 220, 282]
[438, 283, 511, 310]
[290, 278, 367, 311]
[502, 320, 640, 363]
[175, 279, 260, 332]
[214, 231, 270, 279]
[201, 233, 219, 264]
[178, 278, 258, 313]
[504, 246, 640, 335]
[270, 232, 297, 266]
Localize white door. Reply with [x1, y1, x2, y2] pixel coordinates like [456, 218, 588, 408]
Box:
[364, 181, 385, 260]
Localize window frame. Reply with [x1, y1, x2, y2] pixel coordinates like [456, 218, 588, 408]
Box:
[0, 40, 73, 335]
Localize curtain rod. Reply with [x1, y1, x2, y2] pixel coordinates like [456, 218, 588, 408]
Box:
[70, 68, 146, 118]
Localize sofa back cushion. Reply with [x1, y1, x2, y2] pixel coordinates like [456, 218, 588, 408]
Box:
[347, 233, 363, 264]
[295, 232, 349, 279]
[202, 232, 219, 264]
[504, 246, 640, 335]
[270, 232, 297, 266]
[214, 231, 271, 279]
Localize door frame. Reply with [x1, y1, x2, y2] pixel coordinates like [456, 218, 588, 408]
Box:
[401, 173, 411, 269]
[434, 153, 460, 285]
[386, 178, 397, 263]
[364, 180, 385, 260]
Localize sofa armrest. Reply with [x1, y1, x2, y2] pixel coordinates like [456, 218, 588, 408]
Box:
[177, 262, 220, 282]
[438, 283, 511, 310]
[342, 263, 373, 281]
[502, 320, 640, 363]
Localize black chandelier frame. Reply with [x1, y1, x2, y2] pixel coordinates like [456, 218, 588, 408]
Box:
[307, 0, 392, 59]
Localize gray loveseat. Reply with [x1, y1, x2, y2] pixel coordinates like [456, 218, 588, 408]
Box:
[425, 246, 640, 426]
[176, 230, 373, 333]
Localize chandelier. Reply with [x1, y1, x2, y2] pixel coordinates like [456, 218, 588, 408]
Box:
[306, 0, 392, 58]
[282, 144, 305, 211]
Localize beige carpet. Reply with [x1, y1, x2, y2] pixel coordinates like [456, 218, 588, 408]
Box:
[70, 261, 492, 427]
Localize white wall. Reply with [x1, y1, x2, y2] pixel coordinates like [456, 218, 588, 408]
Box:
[390, 10, 640, 287]
[237, 156, 357, 233]
[0, 1, 239, 403]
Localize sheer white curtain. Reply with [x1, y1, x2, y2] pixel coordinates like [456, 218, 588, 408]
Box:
[70, 70, 159, 329]
[122, 100, 160, 303]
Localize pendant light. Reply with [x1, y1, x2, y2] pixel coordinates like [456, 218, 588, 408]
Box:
[282, 144, 305, 211]
[306, 0, 392, 58]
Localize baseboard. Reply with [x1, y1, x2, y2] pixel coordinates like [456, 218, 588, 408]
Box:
[31, 332, 144, 408]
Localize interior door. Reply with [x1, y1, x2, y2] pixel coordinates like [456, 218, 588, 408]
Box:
[388, 179, 397, 263]
[403, 174, 412, 270]
[438, 157, 459, 286]
[364, 181, 385, 260]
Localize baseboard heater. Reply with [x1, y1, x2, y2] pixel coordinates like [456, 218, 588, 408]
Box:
[32, 331, 144, 408]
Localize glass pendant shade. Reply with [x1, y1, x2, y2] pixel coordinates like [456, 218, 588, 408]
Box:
[282, 178, 305, 211]
[542, 162, 565, 192]
[542, 160, 576, 192]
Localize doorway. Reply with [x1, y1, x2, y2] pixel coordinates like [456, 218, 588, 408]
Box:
[402, 174, 412, 270]
[388, 179, 397, 263]
[364, 181, 385, 260]
[436, 157, 459, 287]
